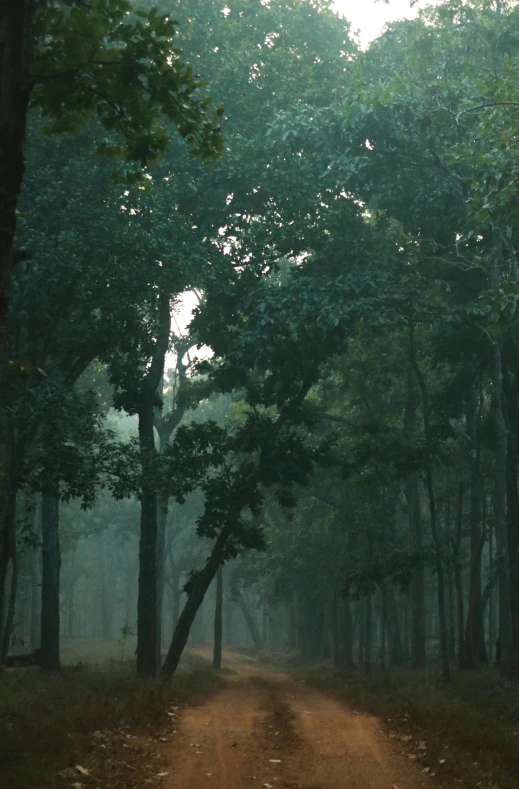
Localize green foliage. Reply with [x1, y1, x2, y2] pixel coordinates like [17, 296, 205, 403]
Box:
[32, 0, 223, 173]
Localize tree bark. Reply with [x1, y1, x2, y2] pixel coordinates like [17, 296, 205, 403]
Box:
[452, 483, 468, 668]
[234, 588, 263, 648]
[404, 366, 427, 668]
[40, 492, 61, 671]
[491, 344, 513, 675]
[0, 0, 35, 368]
[503, 363, 519, 675]
[386, 585, 404, 665]
[99, 534, 112, 640]
[409, 324, 450, 681]
[136, 293, 170, 677]
[465, 386, 487, 664]
[364, 594, 372, 674]
[162, 526, 231, 676]
[30, 536, 41, 651]
[213, 565, 223, 670]
[137, 403, 160, 677]
[162, 374, 316, 676]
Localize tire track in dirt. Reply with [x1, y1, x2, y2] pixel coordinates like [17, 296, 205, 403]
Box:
[162, 651, 435, 789]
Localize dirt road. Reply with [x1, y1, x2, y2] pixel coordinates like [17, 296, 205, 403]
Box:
[163, 651, 430, 789]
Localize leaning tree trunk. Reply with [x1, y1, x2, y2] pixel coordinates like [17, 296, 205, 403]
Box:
[162, 527, 231, 676]
[162, 376, 316, 677]
[213, 565, 223, 670]
[0, 1, 35, 368]
[40, 492, 61, 671]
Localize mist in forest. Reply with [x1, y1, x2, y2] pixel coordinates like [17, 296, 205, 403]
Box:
[2, 3, 519, 787]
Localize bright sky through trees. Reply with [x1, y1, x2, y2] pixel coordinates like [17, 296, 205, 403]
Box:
[334, 0, 424, 46]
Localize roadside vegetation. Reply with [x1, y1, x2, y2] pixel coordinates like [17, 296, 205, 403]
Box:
[1, 642, 221, 789]
[304, 664, 519, 789]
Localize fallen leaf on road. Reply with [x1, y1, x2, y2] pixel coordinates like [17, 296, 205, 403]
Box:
[157, 772, 169, 777]
[268, 759, 282, 763]
[75, 766, 90, 777]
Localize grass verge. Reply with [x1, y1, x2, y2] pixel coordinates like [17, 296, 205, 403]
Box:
[0, 650, 223, 789]
[303, 664, 519, 789]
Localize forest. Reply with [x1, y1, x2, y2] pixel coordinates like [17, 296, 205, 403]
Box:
[2, 2, 519, 788]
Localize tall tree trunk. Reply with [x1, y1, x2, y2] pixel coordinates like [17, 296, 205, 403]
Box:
[465, 386, 487, 664]
[503, 364, 519, 675]
[170, 561, 181, 637]
[30, 537, 41, 651]
[491, 343, 513, 675]
[235, 588, 263, 648]
[288, 593, 297, 650]
[40, 492, 61, 672]
[99, 535, 112, 640]
[364, 594, 372, 674]
[2, 529, 18, 663]
[453, 484, 468, 668]
[213, 565, 223, 670]
[409, 324, 450, 681]
[0, 486, 17, 665]
[324, 596, 336, 665]
[343, 593, 354, 667]
[156, 494, 168, 659]
[386, 585, 404, 665]
[0, 1, 35, 367]
[137, 404, 160, 677]
[225, 593, 234, 646]
[154, 341, 190, 662]
[379, 585, 387, 669]
[404, 367, 427, 668]
[67, 573, 75, 639]
[136, 293, 170, 677]
[488, 235, 513, 676]
[447, 565, 456, 660]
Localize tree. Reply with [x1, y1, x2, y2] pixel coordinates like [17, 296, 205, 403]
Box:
[0, 0, 223, 370]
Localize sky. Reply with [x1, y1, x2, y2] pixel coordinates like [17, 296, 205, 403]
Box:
[333, 0, 424, 46]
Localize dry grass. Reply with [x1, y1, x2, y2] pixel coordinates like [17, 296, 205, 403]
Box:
[304, 664, 519, 789]
[0, 640, 222, 789]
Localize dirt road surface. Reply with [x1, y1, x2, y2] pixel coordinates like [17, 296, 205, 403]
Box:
[163, 651, 432, 789]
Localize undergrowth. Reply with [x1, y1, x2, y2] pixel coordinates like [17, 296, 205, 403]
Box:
[305, 664, 519, 789]
[0, 651, 222, 789]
